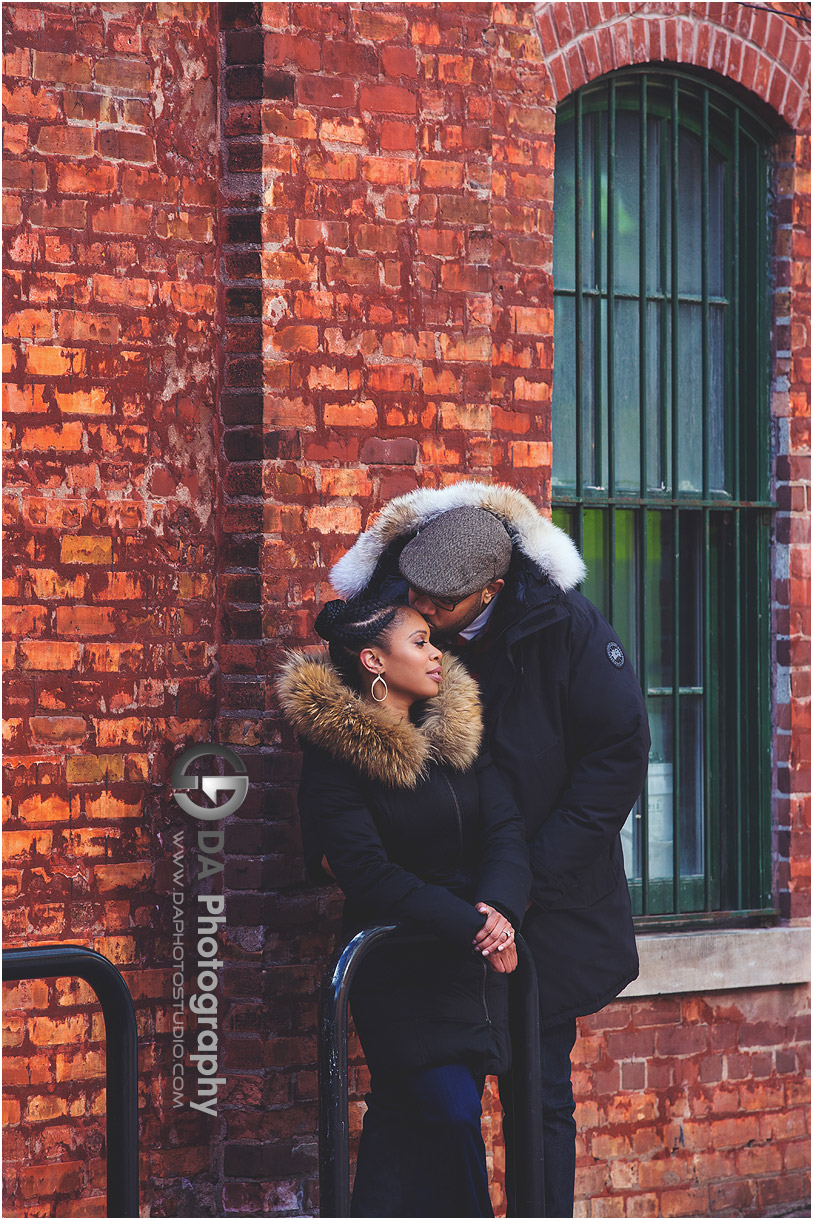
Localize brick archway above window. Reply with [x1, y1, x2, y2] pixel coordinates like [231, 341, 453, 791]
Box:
[534, 2, 811, 131]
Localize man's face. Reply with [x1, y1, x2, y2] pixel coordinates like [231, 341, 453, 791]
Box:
[407, 586, 489, 640]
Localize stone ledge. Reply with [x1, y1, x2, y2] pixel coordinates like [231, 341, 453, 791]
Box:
[620, 924, 811, 997]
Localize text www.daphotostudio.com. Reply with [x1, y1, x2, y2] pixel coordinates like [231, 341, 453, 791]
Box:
[169, 744, 249, 1116]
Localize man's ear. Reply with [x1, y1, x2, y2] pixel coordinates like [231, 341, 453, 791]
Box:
[359, 647, 383, 675]
[482, 578, 505, 604]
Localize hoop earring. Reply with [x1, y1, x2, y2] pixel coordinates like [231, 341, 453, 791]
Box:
[370, 673, 388, 703]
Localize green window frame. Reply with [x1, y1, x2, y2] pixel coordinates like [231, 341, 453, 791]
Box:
[551, 67, 776, 927]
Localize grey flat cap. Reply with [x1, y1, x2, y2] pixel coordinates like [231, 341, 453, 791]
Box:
[398, 506, 513, 600]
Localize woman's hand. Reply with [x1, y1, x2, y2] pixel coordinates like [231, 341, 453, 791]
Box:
[485, 942, 518, 973]
[472, 902, 515, 956]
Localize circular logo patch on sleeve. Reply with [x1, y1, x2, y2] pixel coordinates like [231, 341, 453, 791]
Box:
[606, 641, 625, 669]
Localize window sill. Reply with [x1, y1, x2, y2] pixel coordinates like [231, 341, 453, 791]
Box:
[619, 923, 811, 997]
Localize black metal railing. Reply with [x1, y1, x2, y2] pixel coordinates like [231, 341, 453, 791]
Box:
[2, 944, 139, 1219]
[318, 926, 544, 1217]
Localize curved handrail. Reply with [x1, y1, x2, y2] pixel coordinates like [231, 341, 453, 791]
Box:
[318, 927, 544, 1217]
[3, 944, 139, 1219]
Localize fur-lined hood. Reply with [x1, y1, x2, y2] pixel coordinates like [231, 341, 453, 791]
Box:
[276, 650, 483, 789]
[330, 480, 586, 599]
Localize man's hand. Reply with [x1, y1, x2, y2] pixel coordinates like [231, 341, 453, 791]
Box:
[485, 942, 518, 973]
[472, 902, 515, 956]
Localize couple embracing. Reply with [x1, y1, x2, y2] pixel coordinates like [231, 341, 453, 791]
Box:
[277, 482, 650, 1218]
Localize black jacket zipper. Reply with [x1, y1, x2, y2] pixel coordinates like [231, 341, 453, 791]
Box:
[441, 773, 490, 1023]
[442, 772, 463, 850]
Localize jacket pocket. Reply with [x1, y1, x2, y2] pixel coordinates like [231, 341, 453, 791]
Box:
[531, 848, 622, 912]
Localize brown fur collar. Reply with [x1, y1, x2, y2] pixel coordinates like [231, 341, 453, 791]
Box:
[275, 650, 483, 789]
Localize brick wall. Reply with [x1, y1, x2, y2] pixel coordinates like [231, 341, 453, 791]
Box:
[772, 115, 811, 925]
[3, 2, 810, 1218]
[570, 988, 810, 1218]
[2, 3, 219, 1215]
[232, 3, 810, 1215]
[218, 3, 559, 1213]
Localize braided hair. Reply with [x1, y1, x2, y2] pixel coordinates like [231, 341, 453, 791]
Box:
[314, 596, 407, 690]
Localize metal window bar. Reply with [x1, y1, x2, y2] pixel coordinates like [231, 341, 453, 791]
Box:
[318, 927, 544, 1218]
[701, 90, 711, 912]
[559, 288, 730, 304]
[732, 111, 745, 911]
[551, 495, 774, 509]
[703, 505, 712, 911]
[552, 69, 776, 920]
[670, 79, 682, 915]
[593, 104, 603, 491]
[637, 75, 650, 912]
[756, 507, 773, 907]
[575, 89, 584, 527]
[2, 945, 139, 1219]
[755, 137, 773, 910]
[659, 114, 669, 495]
[607, 79, 617, 625]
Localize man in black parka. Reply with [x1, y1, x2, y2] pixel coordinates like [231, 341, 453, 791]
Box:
[330, 481, 650, 1218]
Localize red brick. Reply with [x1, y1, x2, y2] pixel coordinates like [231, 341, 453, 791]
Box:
[759, 1107, 808, 1141]
[31, 49, 92, 85]
[20, 422, 83, 452]
[3, 160, 49, 191]
[298, 74, 355, 109]
[55, 163, 117, 194]
[19, 1163, 83, 1198]
[382, 45, 418, 78]
[36, 125, 94, 157]
[2, 82, 60, 120]
[512, 440, 551, 468]
[55, 607, 115, 636]
[739, 1020, 788, 1047]
[380, 120, 416, 151]
[265, 31, 322, 71]
[306, 505, 362, 534]
[711, 1115, 761, 1149]
[57, 310, 119, 345]
[354, 10, 407, 41]
[359, 82, 417, 115]
[655, 1024, 709, 1056]
[757, 1172, 810, 1211]
[91, 204, 152, 235]
[28, 200, 87, 229]
[94, 58, 151, 93]
[97, 129, 155, 163]
[3, 309, 53, 340]
[324, 401, 378, 428]
[305, 150, 357, 182]
[359, 437, 417, 465]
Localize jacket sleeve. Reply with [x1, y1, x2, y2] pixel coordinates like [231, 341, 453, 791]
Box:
[298, 745, 487, 946]
[474, 751, 532, 930]
[528, 606, 650, 905]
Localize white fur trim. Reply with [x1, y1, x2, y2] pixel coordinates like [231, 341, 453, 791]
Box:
[330, 481, 586, 597]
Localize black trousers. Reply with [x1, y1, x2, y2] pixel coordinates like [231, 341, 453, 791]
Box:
[499, 1019, 578, 1218]
[351, 1063, 494, 1218]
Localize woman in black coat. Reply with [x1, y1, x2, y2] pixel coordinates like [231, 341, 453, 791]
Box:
[277, 597, 531, 1218]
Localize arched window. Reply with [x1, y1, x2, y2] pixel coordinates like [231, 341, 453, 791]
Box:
[552, 68, 776, 923]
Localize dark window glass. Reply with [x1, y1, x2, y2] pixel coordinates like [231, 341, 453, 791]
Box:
[552, 70, 774, 922]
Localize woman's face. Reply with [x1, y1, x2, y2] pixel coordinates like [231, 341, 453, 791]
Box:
[361, 608, 443, 706]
